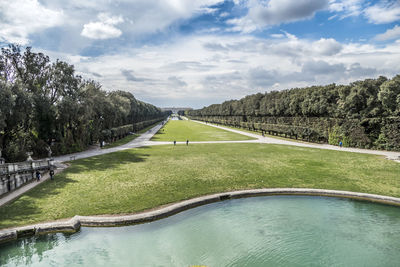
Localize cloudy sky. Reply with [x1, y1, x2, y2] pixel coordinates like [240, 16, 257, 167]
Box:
[1, 0, 400, 108]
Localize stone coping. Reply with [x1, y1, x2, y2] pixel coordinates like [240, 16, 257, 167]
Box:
[1, 188, 400, 244]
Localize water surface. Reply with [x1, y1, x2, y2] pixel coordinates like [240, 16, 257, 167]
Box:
[1, 196, 400, 266]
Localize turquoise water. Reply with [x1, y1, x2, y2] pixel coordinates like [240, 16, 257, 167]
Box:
[1, 196, 400, 266]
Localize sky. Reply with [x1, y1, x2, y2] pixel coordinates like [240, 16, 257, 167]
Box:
[1, 0, 400, 108]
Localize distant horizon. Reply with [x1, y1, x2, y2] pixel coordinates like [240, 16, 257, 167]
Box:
[2, 0, 400, 108]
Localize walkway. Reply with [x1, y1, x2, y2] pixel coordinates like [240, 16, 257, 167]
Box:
[0, 162, 68, 207]
[54, 120, 166, 162]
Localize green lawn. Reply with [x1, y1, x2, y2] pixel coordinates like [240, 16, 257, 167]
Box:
[151, 120, 254, 141]
[1, 143, 399, 229]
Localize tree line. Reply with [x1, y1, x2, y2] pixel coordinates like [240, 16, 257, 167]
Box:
[187, 75, 400, 150]
[0, 45, 169, 162]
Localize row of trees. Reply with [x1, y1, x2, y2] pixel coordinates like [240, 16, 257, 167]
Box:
[0, 45, 169, 162]
[187, 76, 400, 150]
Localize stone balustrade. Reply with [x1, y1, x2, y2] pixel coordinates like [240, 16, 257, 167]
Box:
[0, 159, 54, 196]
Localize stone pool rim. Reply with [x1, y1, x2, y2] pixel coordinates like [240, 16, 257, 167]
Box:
[1, 188, 400, 244]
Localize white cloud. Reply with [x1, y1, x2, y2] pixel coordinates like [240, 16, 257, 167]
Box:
[364, 1, 400, 24]
[168, 76, 188, 87]
[1, 0, 225, 45]
[228, 0, 329, 32]
[0, 0, 64, 44]
[48, 33, 399, 108]
[8, 0, 399, 107]
[312, 38, 342, 55]
[220, 12, 230, 17]
[81, 13, 124, 39]
[375, 25, 400, 41]
[270, 33, 285, 38]
[328, 0, 363, 18]
[249, 0, 329, 25]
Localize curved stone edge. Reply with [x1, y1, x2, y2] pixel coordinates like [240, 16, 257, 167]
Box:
[1, 188, 400, 244]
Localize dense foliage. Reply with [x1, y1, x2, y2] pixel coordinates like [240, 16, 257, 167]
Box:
[0, 45, 169, 161]
[188, 76, 400, 151]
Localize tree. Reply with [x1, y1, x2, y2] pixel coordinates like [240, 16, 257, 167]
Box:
[379, 75, 400, 115]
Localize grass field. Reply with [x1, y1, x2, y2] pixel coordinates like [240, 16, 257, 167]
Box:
[151, 120, 254, 141]
[1, 143, 399, 229]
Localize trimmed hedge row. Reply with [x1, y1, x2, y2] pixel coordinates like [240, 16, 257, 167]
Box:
[189, 115, 400, 150]
[101, 117, 166, 143]
[132, 117, 165, 132]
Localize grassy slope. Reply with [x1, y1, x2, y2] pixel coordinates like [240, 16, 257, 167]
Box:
[151, 120, 254, 141]
[0, 143, 399, 229]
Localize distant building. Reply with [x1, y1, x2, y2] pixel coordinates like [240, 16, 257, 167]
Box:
[161, 107, 193, 114]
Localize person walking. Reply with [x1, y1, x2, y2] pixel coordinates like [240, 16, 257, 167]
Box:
[173, 140, 176, 146]
[186, 139, 189, 146]
[339, 141, 343, 148]
[35, 170, 41, 182]
[49, 169, 55, 180]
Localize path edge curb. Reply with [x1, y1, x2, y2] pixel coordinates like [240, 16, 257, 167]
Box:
[1, 188, 400, 244]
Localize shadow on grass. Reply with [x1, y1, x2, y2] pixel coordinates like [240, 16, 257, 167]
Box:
[0, 175, 79, 228]
[0, 148, 152, 229]
[67, 147, 150, 174]
[151, 130, 166, 141]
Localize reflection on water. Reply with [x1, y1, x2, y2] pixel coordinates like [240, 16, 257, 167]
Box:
[1, 196, 400, 266]
[170, 115, 182, 120]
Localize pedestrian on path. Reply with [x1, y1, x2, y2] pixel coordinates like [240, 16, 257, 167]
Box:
[50, 169, 55, 180]
[174, 140, 176, 146]
[35, 170, 41, 182]
[186, 139, 189, 146]
[339, 141, 343, 148]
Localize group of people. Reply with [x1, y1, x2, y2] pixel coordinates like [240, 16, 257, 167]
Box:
[173, 140, 189, 146]
[35, 169, 55, 182]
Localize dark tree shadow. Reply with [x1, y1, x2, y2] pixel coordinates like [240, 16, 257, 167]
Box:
[0, 147, 152, 229]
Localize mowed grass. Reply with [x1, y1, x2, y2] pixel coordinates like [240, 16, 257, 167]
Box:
[151, 120, 254, 141]
[0, 143, 399, 229]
